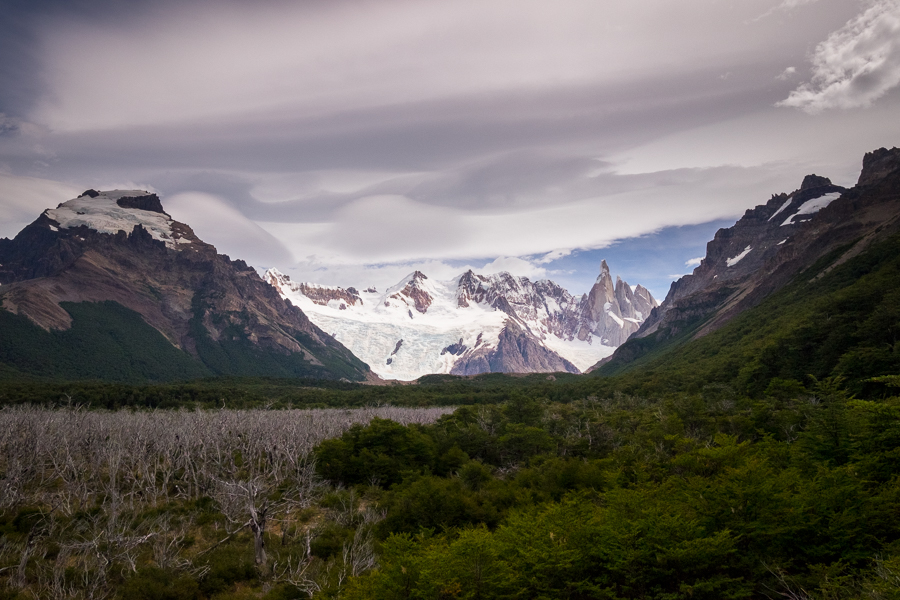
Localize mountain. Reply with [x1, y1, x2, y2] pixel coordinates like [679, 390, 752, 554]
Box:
[595, 146, 900, 388]
[0, 189, 372, 382]
[266, 262, 657, 380]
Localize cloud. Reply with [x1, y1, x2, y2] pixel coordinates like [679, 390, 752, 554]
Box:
[27, 0, 820, 133]
[255, 193, 474, 268]
[536, 249, 573, 264]
[777, 66, 797, 80]
[249, 161, 794, 270]
[0, 172, 80, 238]
[752, 0, 821, 22]
[685, 256, 704, 267]
[0, 114, 19, 137]
[779, 0, 900, 113]
[280, 258, 480, 292]
[163, 192, 293, 267]
[479, 256, 548, 280]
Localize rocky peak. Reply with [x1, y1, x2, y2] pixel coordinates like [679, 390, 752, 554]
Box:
[572, 260, 656, 346]
[267, 261, 657, 379]
[858, 147, 900, 187]
[633, 285, 658, 312]
[396, 271, 433, 314]
[115, 193, 169, 215]
[40, 190, 193, 250]
[456, 270, 483, 307]
[598, 259, 610, 279]
[799, 174, 832, 191]
[264, 270, 362, 309]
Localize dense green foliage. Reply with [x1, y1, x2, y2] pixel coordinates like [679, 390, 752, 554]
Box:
[0, 301, 208, 382]
[0, 299, 368, 384]
[0, 372, 592, 410]
[325, 379, 900, 599]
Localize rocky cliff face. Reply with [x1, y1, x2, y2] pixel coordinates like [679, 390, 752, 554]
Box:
[0, 190, 372, 382]
[596, 147, 900, 373]
[267, 275, 362, 310]
[449, 320, 578, 376]
[266, 261, 656, 380]
[573, 260, 657, 346]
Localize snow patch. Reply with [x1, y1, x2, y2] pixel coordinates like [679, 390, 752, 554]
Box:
[767, 198, 792, 222]
[726, 245, 752, 267]
[781, 192, 841, 226]
[44, 190, 185, 249]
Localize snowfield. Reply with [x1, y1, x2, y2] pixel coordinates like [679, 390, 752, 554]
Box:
[44, 190, 188, 249]
[268, 269, 618, 380]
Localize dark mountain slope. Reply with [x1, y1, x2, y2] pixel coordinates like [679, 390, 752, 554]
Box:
[0, 190, 372, 382]
[595, 228, 900, 397]
[596, 147, 900, 382]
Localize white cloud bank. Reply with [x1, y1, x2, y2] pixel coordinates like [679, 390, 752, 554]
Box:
[480, 256, 548, 280]
[0, 173, 80, 239]
[780, 0, 900, 112]
[163, 192, 293, 267]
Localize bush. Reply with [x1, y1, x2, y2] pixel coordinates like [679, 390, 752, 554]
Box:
[118, 567, 200, 600]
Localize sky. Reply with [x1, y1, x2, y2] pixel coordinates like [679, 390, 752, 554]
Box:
[1, 0, 899, 299]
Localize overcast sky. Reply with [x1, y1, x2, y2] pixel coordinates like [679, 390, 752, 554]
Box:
[1, 0, 899, 298]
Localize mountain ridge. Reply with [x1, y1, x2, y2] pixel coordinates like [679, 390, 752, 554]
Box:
[0, 190, 373, 382]
[595, 146, 900, 375]
[266, 260, 657, 380]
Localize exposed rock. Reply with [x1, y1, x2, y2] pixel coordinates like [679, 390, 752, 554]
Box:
[857, 147, 900, 187]
[278, 280, 363, 308]
[598, 146, 900, 373]
[450, 320, 579, 375]
[116, 193, 168, 215]
[398, 271, 433, 313]
[441, 339, 467, 356]
[571, 260, 657, 346]
[0, 190, 371, 381]
[635, 173, 848, 342]
[799, 174, 832, 191]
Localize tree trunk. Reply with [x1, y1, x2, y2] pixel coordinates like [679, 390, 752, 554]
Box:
[250, 517, 267, 568]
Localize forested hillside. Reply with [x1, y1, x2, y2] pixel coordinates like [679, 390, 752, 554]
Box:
[597, 229, 900, 398]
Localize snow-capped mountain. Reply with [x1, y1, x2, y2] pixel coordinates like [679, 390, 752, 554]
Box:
[266, 261, 657, 380]
[0, 189, 371, 382]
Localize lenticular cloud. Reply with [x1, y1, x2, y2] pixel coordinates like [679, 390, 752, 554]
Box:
[779, 0, 900, 113]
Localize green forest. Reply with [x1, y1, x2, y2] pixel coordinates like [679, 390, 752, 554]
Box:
[0, 231, 899, 599]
